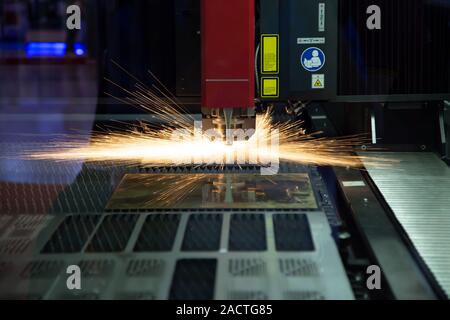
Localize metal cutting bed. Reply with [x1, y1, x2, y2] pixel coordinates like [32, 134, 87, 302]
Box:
[0, 210, 353, 300]
[0, 157, 355, 300]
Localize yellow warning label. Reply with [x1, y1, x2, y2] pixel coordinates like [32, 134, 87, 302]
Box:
[261, 77, 279, 98]
[311, 74, 325, 89]
[261, 35, 279, 74]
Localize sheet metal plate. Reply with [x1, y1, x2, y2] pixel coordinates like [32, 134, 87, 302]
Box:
[362, 152, 450, 296]
[0, 211, 353, 300]
[0, 157, 351, 299]
[107, 173, 318, 210]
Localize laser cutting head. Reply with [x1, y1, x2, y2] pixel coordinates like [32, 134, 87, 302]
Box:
[201, 0, 256, 146]
[202, 107, 256, 145]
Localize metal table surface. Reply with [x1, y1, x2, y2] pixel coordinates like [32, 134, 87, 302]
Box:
[362, 152, 450, 297]
[0, 155, 354, 300]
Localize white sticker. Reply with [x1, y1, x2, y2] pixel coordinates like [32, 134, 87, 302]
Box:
[342, 181, 366, 187]
[297, 37, 325, 45]
[312, 74, 325, 89]
[319, 3, 326, 32]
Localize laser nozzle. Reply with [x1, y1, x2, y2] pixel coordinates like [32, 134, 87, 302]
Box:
[201, 107, 256, 145]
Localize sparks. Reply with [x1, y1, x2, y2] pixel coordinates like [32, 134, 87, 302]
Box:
[21, 111, 387, 169]
[20, 63, 391, 170]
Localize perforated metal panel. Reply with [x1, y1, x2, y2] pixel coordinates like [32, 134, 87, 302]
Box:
[0, 210, 353, 300]
[0, 161, 352, 300]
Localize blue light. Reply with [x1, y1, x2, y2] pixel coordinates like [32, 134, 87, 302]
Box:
[26, 42, 67, 57]
[74, 43, 86, 56]
[25, 42, 87, 57]
[75, 48, 85, 56]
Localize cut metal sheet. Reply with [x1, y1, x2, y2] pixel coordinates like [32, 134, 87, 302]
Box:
[0, 211, 354, 300]
[107, 173, 317, 210]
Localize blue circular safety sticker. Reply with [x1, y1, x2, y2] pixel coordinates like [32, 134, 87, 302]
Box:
[300, 47, 326, 72]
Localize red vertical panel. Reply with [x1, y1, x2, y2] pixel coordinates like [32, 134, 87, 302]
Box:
[201, 0, 255, 109]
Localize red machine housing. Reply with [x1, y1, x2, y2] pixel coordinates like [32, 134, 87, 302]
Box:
[201, 0, 255, 109]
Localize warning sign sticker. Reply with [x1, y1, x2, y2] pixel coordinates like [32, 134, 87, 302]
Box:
[261, 34, 279, 74]
[261, 77, 279, 98]
[312, 74, 325, 89]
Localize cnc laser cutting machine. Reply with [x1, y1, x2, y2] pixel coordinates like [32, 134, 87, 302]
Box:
[0, 0, 450, 300]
